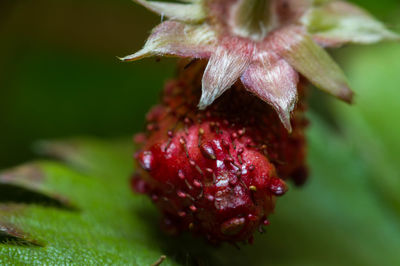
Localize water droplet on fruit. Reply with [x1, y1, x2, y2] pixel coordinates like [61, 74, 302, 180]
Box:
[137, 151, 153, 171]
[269, 178, 288, 196]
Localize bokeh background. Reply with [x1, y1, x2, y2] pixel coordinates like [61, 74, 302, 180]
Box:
[0, 0, 399, 168]
[1, 0, 400, 264]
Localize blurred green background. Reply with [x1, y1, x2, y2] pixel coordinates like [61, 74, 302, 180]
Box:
[1, 0, 400, 265]
[0, 0, 399, 169]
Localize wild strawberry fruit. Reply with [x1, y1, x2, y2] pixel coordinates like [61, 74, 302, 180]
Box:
[123, 0, 398, 243]
[133, 60, 307, 243]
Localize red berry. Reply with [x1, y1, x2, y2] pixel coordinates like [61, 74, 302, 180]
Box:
[132, 60, 308, 243]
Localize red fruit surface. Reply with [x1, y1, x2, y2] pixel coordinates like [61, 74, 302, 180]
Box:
[132, 60, 308, 243]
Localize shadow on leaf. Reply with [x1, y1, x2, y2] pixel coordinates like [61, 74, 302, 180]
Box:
[0, 184, 77, 211]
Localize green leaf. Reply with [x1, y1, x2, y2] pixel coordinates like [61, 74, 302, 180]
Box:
[1, 115, 400, 264]
[0, 139, 177, 265]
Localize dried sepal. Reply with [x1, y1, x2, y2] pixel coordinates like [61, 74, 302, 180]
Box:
[198, 38, 253, 110]
[270, 26, 353, 103]
[241, 50, 299, 131]
[126, 0, 398, 131]
[302, 1, 400, 47]
[120, 21, 216, 61]
[134, 0, 206, 23]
